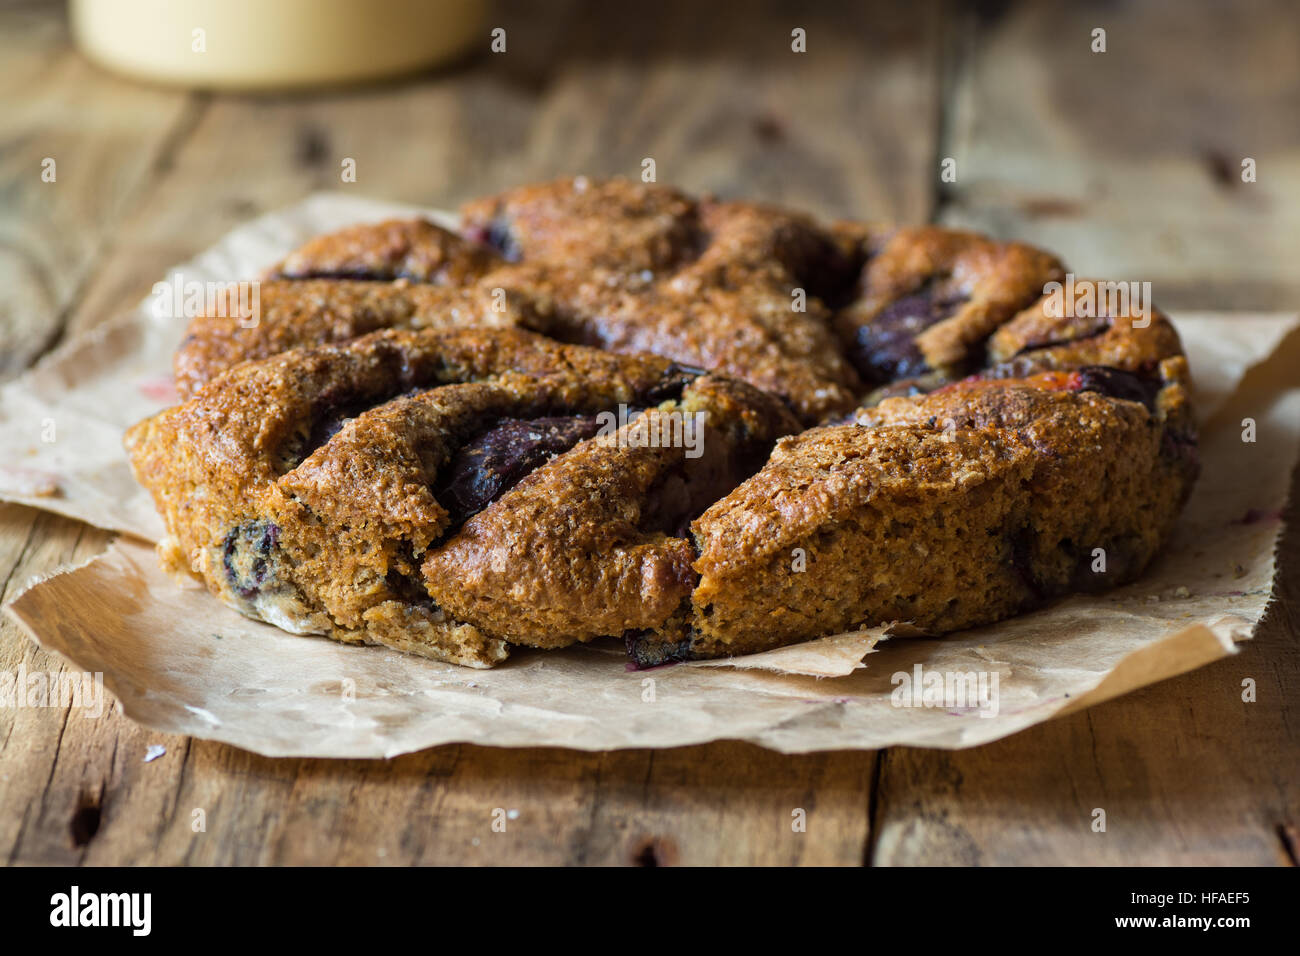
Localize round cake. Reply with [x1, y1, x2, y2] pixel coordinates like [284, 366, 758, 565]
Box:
[127, 177, 1198, 668]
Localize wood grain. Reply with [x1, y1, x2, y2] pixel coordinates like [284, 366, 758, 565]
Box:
[49, 743, 873, 866]
[0, 0, 935, 866]
[1, 0, 1297, 866]
[0, 5, 196, 376]
[869, 0, 1300, 866]
[935, 0, 1300, 311]
[65, 0, 941, 345]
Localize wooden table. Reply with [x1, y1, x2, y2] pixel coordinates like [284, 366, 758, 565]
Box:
[2, 0, 1297, 866]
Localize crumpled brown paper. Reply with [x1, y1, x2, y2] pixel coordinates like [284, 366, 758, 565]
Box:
[1, 194, 1296, 755]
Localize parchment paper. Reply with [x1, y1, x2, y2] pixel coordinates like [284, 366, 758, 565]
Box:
[1, 194, 1296, 756]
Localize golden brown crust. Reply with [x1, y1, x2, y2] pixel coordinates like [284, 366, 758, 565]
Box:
[179, 182, 870, 422]
[460, 176, 701, 271]
[455, 179, 871, 423]
[688, 369, 1197, 657]
[484, 260, 861, 424]
[423, 376, 798, 646]
[128, 326, 796, 664]
[984, 281, 1185, 375]
[131, 326, 697, 551]
[836, 226, 1065, 383]
[270, 217, 498, 284]
[173, 279, 536, 398]
[130, 178, 1199, 668]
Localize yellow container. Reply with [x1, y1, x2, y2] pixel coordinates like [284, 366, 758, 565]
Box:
[70, 0, 486, 90]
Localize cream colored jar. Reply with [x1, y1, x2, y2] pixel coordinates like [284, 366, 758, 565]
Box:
[70, 0, 486, 90]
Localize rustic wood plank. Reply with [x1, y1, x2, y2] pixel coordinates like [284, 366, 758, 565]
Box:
[936, 0, 1300, 311]
[0, 2, 198, 375]
[64, 0, 941, 343]
[871, 558, 1300, 866]
[872, 443, 1300, 866]
[10, 0, 1298, 868]
[54, 742, 871, 866]
[7, 0, 1298, 867]
[0, 506, 116, 865]
[868, 0, 1300, 865]
[1, 0, 943, 865]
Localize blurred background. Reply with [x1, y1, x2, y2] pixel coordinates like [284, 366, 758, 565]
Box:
[1, 0, 1298, 869]
[2, 0, 1296, 376]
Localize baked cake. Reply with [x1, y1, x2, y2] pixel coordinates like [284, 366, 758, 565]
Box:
[128, 177, 1198, 668]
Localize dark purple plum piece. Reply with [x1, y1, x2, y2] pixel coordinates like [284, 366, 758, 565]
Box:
[436, 414, 604, 525]
[641, 363, 706, 404]
[850, 287, 968, 383]
[221, 521, 281, 599]
[624, 629, 693, 669]
[1072, 365, 1161, 412]
[463, 216, 522, 263]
